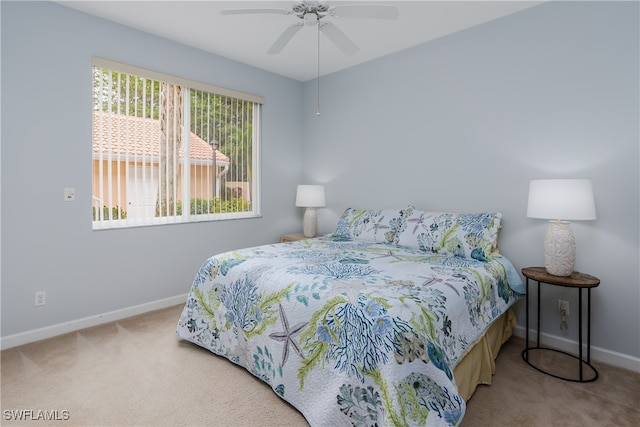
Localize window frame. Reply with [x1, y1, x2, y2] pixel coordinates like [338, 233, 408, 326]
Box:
[91, 58, 263, 230]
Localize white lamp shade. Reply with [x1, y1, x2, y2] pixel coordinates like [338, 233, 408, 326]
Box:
[295, 185, 325, 208]
[527, 179, 596, 221]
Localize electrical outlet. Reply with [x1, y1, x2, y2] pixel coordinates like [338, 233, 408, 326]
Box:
[35, 291, 46, 307]
[558, 299, 569, 317]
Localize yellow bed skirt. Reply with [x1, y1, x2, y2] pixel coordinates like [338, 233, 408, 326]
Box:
[453, 307, 517, 401]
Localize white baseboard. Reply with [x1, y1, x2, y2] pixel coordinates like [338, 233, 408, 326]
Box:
[513, 325, 640, 373]
[0, 294, 188, 350]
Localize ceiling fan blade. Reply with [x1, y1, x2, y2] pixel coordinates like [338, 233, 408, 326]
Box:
[220, 8, 291, 16]
[320, 22, 359, 56]
[268, 23, 304, 55]
[329, 5, 399, 20]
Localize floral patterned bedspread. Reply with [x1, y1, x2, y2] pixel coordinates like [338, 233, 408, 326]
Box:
[176, 236, 523, 426]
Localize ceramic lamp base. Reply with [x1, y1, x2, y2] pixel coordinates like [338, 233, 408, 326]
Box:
[544, 220, 576, 276]
[303, 207, 317, 238]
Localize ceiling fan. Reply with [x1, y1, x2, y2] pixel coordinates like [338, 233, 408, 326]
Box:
[220, 1, 399, 56]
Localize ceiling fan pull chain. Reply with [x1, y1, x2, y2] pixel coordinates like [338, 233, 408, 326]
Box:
[316, 20, 321, 117]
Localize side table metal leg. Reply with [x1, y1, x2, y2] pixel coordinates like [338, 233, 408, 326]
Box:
[578, 288, 583, 382]
[525, 277, 529, 360]
[587, 288, 592, 364]
[536, 280, 541, 347]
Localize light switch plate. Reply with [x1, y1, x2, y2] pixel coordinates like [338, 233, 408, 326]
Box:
[64, 187, 75, 201]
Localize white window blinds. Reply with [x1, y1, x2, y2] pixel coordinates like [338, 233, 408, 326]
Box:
[92, 58, 261, 229]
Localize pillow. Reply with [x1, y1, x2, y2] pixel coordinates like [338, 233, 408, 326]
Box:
[396, 209, 502, 261]
[333, 207, 408, 244]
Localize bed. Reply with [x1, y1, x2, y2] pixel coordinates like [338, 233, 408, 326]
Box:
[176, 207, 525, 426]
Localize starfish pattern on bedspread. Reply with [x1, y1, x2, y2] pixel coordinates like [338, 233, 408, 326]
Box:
[372, 249, 404, 261]
[407, 211, 426, 234]
[415, 275, 461, 296]
[269, 304, 308, 366]
[367, 215, 389, 237]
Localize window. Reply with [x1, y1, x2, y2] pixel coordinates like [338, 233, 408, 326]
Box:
[92, 58, 262, 229]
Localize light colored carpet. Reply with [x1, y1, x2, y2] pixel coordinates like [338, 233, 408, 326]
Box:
[1, 305, 638, 426]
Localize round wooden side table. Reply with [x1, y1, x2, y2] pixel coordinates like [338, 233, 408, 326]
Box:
[521, 266, 600, 382]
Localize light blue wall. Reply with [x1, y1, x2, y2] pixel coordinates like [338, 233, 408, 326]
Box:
[302, 1, 639, 359]
[1, 1, 304, 336]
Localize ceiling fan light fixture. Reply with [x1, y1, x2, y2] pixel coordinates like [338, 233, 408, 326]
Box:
[293, 1, 329, 15]
[304, 13, 318, 26]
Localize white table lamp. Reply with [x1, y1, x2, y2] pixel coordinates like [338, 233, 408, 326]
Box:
[527, 179, 596, 276]
[296, 185, 325, 238]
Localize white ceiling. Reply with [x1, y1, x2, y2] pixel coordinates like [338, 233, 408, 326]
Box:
[56, 1, 543, 82]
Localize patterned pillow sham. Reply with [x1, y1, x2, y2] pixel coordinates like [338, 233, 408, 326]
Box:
[333, 207, 409, 244]
[397, 208, 502, 261]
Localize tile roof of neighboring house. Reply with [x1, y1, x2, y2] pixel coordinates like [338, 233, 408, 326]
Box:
[93, 111, 229, 163]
